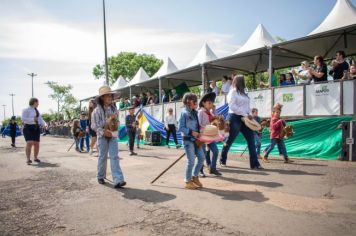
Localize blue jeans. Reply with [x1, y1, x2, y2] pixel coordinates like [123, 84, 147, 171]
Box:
[183, 140, 205, 182]
[80, 133, 90, 152]
[204, 142, 219, 170]
[264, 138, 288, 159]
[254, 133, 261, 156]
[97, 137, 125, 185]
[220, 114, 260, 169]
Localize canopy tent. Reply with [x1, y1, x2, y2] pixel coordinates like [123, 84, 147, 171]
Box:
[126, 67, 150, 87]
[151, 57, 179, 79]
[187, 43, 218, 68]
[234, 23, 276, 54]
[309, 0, 356, 35]
[111, 75, 127, 90]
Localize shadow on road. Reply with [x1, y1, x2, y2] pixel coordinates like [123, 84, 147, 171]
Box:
[219, 176, 283, 188]
[202, 187, 269, 202]
[219, 168, 269, 176]
[234, 166, 324, 176]
[34, 162, 60, 168]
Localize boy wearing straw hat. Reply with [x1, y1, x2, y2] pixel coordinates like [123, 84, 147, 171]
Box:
[91, 85, 126, 188]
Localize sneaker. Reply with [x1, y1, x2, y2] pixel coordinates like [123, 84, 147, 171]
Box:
[185, 180, 198, 190]
[129, 152, 137, 156]
[284, 159, 294, 164]
[257, 155, 262, 160]
[219, 161, 227, 167]
[209, 168, 222, 176]
[192, 176, 203, 188]
[89, 150, 94, 155]
[98, 178, 105, 185]
[252, 166, 264, 170]
[262, 156, 269, 163]
[176, 144, 181, 149]
[26, 160, 32, 165]
[34, 158, 41, 163]
[11, 144, 15, 147]
[114, 181, 126, 188]
[137, 146, 140, 149]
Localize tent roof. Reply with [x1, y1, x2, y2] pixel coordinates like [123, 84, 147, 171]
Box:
[111, 75, 127, 90]
[234, 24, 276, 54]
[187, 43, 218, 67]
[151, 57, 178, 79]
[309, 0, 356, 35]
[127, 67, 150, 87]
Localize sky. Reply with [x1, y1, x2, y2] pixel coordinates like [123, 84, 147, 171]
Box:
[0, 0, 355, 122]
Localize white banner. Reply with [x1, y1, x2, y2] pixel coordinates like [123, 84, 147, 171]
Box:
[274, 86, 304, 117]
[175, 102, 184, 122]
[151, 104, 163, 122]
[143, 106, 152, 116]
[215, 95, 226, 109]
[343, 80, 355, 115]
[248, 89, 272, 118]
[164, 102, 176, 120]
[306, 82, 340, 116]
[118, 109, 126, 125]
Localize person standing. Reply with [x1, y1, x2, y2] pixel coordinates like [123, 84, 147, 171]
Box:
[21, 98, 47, 165]
[126, 106, 138, 156]
[91, 85, 126, 188]
[221, 76, 231, 95]
[162, 90, 169, 103]
[88, 99, 97, 155]
[219, 75, 262, 169]
[79, 112, 90, 153]
[309, 55, 328, 82]
[329, 51, 349, 81]
[9, 116, 18, 147]
[164, 108, 180, 148]
[171, 89, 180, 102]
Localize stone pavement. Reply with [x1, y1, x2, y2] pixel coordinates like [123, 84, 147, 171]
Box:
[0, 136, 356, 236]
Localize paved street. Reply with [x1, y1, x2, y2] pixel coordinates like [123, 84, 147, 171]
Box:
[1, 136, 356, 236]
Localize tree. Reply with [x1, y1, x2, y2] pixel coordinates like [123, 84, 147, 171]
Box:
[92, 52, 163, 85]
[46, 81, 77, 120]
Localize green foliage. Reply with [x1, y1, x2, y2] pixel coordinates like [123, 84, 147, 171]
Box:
[275, 36, 286, 43]
[46, 81, 78, 120]
[189, 85, 201, 96]
[2, 117, 23, 126]
[92, 52, 163, 86]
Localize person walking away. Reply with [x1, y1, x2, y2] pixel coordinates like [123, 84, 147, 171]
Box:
[262, 103, 293, 164]
[91, 85, 126, 188]
[88, 99, 98, 155]
[21, 98, 47, 165]
[9, 116, 18, 147]
[219, 75, 262, 169]
[178, 93, 205, 190]
[198, 92, 222, 176]
[164, 108, 180, 148]
[126, 106, 138, 156]
[79, 112, 90, 153]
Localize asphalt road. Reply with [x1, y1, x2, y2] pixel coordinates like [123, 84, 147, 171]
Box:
[0, 136, 356, 236]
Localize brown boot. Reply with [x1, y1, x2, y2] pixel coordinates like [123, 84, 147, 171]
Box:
[192, 176, 203, 188]
[262, 156, 270, 163]
[185, 180, 198, 190]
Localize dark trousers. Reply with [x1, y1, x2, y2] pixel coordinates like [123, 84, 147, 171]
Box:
[220, 114, 260, 169]
[166, 124, 178, 145]
[127, 129, 136, 152]
[11, 135, 15, 145]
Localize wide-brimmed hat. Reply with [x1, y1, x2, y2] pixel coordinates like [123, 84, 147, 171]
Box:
[95, 85, 116, 102]
[197, 125, 225, 144]
[199, 92, 216, 108]
[273, 103, 283, 111]
[241, 117, 261, 131]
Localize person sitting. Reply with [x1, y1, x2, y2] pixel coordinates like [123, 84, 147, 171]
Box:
[284, 73, 296, 86]
[279, 74, 287, 86]
[171, 89, 180, 102]
[329, 50, 349, 81]
[221, 76, 231, 95]
[293, 61, 312, 84]
[209, 81, 219, 95]
[309, 55, 328, 82]
[162, 90, 169, 103]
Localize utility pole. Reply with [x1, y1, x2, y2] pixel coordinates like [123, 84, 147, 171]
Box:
[28, 73, 37, 97]
[9, 93, 15, 116]
[102, 0, 109, 85]
[2, 105, 6, 120]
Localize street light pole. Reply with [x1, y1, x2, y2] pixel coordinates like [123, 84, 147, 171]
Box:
[2, 105, 6, 120]
[102, 0, 109, 86]
[9, 93, 15, 116]
[28, 73, 37, 97]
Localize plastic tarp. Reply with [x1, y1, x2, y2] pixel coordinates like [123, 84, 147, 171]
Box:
[1, 125, 22, 137]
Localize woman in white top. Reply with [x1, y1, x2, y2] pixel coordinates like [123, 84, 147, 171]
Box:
[292, 61, 312, 84]
[164, 108, 180, 148]
[219, 75, 262, 169]
[21, 98, 47, 165]
[221, 76, 231, 94]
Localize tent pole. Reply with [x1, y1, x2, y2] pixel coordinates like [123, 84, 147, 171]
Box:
[129, 86, 132, 104]
[252, 73, 257, 89]
[268, 47, 273, 87]
[201, 64, 205, 94]
[159, 77, 162, 103]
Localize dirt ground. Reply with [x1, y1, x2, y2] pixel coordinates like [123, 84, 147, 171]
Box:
[1, 136, 356, 236]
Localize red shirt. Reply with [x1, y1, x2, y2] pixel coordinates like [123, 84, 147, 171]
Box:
[269, 116, 286, 139]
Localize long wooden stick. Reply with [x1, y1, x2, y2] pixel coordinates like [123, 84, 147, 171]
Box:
[151, 153, 186, 184]
[67, 140, 76, 152]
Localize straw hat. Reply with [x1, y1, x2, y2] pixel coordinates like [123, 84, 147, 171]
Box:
[96, 85, 116, 102]
[197, 125, 225, 144]
[241, 117, 261, 131]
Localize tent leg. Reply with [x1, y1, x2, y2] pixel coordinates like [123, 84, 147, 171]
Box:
[268, 47, 273, 87]
[159, 77, 162, 103]
[129, 86, 132, 104]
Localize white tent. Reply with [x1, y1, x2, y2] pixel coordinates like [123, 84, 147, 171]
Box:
[309, 0, 356, 35]
[111, 75, 127, 90]
[187, 43, 218, 67]
[127, 67, 150, 87]
[234, 24, 276, 54]
[151, 57, 179, 79]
